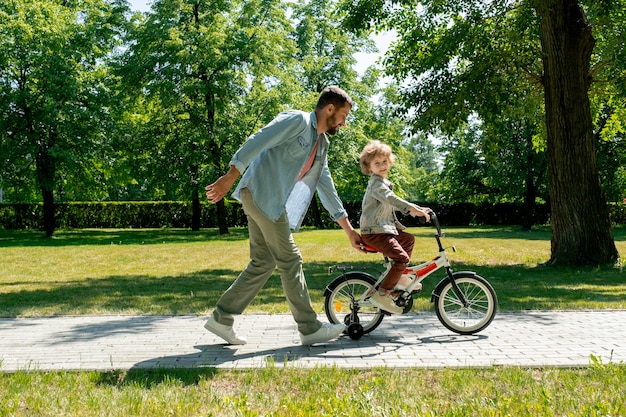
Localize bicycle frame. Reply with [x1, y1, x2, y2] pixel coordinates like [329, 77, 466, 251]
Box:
[361, 248, 445, 294]
[358, 212, 470, 308]
[324, 210, 498, 338]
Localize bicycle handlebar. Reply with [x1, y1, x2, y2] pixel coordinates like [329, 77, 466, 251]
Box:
[417, 210, 443, 236]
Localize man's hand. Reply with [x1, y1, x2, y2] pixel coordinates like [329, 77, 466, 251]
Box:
[348, 230, 367, 253]
[337, 217, 366, 252]
[205, 165, 240, 204]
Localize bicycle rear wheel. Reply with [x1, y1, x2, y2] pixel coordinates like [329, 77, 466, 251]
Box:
[324, 272, 385, 335]
[433, 273, 497, 335]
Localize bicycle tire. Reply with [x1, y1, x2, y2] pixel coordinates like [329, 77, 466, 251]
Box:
[433, 272, 497, 335]
[324, 272, 385, 335]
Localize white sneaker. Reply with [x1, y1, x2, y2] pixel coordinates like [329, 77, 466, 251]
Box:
[204, 316, 247, 345]
[370, 292, 403, 314]
[300, 323, 346, 346]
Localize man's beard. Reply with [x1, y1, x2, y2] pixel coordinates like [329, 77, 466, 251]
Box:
[326, 114, 339, 135]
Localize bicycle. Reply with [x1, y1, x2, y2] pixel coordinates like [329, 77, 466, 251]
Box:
[324, 211, 498, 340]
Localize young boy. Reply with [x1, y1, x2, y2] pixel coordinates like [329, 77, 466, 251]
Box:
[359, 140, 431, 314]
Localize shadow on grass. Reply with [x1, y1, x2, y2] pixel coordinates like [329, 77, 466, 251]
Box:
[0, 228, 250, 247]
[0, 268, 279, 317]
[95, 367, 220, 388]
[312, 260, 626, 311]
[1, 224, 624, 316]
[99, 333, 422, 388]
[439, 226, 552, 241]
[2, 257, 625, 317]
[407, 224, 626, 242]
[94, 337, 400, 388]
[2, 225, 623, 248]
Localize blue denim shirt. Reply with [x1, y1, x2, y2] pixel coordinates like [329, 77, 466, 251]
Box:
[231, 110, 348, 230]
[359, 174, 412, 235]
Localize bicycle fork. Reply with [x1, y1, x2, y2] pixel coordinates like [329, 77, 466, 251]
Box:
[434, 266, 471, 308]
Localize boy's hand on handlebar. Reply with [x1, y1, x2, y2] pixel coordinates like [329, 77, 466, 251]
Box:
[409, 205, 431, 223]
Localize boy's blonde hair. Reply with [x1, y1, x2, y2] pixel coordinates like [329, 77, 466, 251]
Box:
[359, 140, 396, 175]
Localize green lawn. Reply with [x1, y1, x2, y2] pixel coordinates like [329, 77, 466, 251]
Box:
[1, 225, 625, 416]
[1, 363, 625, 417]
[1, 225, 624, 317]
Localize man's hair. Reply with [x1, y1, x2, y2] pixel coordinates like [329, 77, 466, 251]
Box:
[359, 140, 396, 175]
[315, 86, 353, 110]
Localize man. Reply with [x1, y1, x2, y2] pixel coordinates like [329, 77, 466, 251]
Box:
[204, 86, 363, 346]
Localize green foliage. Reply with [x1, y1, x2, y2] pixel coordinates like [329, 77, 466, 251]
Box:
[1, 0, 624, 248]
[373, 2, 543, 135]
[0, 0, 128, 200]
[291, 0, 369, 93]
[585, 2, 626, 203]
[113, 0, 301, 206]
[337, 0, 555, 212]
[435, 118, 549, 206]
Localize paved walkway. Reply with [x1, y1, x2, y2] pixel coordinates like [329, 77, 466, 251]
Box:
[1, 311, 625, 372]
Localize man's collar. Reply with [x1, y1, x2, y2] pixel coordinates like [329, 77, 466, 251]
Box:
[310, 111, 318, 131]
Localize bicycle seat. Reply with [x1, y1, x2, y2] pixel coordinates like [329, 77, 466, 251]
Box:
[362, 245, 379, 253]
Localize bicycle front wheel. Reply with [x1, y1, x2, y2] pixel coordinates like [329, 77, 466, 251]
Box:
[324, 272, 385, 335]
[433, 273, 497, 335]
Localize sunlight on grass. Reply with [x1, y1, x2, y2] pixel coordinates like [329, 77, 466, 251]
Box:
[1, 226, 625, 317]
[1, 226, 625, 416]
[0, 365, 625, 416]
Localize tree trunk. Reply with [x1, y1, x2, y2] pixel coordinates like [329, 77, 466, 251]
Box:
[36, 140, 56, 238]
[522, 123, 539, 231]
[216, 199, 229, 235]
[522, 148, 536, 231]
[538, 0, 618, 266]
[310, 196, 324, 229]
[191, 190, 201, 231]
[41, 188, 55, 238]
[190, 163, 201, 231]
[201, 62, 230, 235]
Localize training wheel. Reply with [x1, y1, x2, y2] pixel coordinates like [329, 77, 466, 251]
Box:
[343, 314, 359, 326]
[346, 322, 364, 340]
[402, 296, 414, 314]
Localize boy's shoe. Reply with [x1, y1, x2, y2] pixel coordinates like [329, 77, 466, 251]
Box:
[370, 291, 403, 314]
[204, 316, 247, 345]
[300, 323, 346, 346]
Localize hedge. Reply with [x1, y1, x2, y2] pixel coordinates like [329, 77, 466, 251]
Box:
[0, 200, 624, 230]
[0, 201, 239, 230]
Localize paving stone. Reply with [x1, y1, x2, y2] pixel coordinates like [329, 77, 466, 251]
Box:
[0, 311, 625, 371]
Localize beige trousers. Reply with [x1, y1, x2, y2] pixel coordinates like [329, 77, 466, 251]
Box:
[212, 188, 322, 335]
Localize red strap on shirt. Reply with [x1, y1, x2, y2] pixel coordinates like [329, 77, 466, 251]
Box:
[297, 139, 319, 181]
